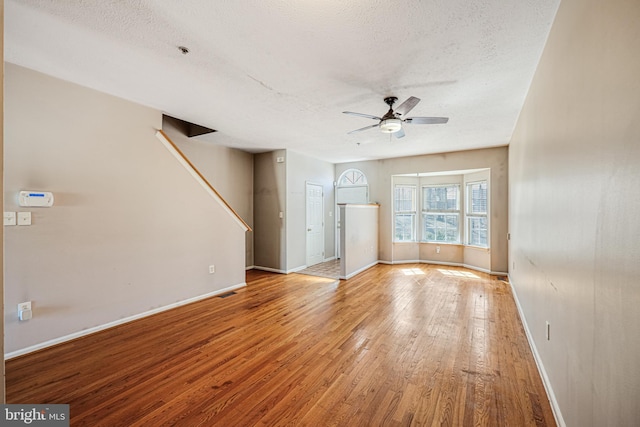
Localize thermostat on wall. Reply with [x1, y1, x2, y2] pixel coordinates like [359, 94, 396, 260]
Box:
[18, 191, 54, 207]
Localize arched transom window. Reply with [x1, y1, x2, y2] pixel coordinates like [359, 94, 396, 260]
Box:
[337, 169, 369, 204]
[338, 169, 368, 187]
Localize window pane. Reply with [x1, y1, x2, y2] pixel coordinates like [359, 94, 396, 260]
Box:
[425, 214, 436, 228]
[395, 214, 415, 241]
[423, 213, 459, 243]
[394, 185, 416, 242]
[424, 228, 436, 241]
[468, 217, 488, 247]
[395, 186, 415, 212]
[469, 182, 488, 214]
[423, 185, 459, 211]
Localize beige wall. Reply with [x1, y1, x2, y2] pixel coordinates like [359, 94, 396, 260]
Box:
[253, 150, 286, 271]
[286, 151, 335, 270]
[253, 150, 335, 273]
[163, 117, 254, 267]
[4, 63, 247, 355]
[1, 0, 5, 403]
[509, 0, 640, 425]
[336, 147, 509, 273]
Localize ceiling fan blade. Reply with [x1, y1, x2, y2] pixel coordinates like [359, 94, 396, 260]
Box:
[394, 96, 421, 116]
[347, 123, 380, 134]
[405, 117, 449, 124]
[393, 128, 405, 139]
[342, 111, 382, 121]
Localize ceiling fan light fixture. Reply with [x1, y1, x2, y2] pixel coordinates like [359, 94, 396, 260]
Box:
[380, 118, 402, 133]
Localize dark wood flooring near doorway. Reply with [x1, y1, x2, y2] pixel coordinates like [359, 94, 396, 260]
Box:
[6, 264, 555, 426]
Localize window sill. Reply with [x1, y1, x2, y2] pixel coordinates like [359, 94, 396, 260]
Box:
[416, 242, 490, 250]
[465, 244, 490, 251]
[392, 241, 490, 251]
[420, 241, 462, 246]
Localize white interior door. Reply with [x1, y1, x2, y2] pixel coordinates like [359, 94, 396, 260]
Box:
[306, 183, 324, 267]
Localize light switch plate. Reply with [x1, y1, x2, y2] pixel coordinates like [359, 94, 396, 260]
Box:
[18, 301, 32, 312]
[18, 211, 32, 226]
[4, 212, 17, 226]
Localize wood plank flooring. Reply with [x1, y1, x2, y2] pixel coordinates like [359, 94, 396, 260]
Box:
[6, 264, 555, 426]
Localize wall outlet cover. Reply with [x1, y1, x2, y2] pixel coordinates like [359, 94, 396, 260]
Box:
[4, 212, 17, 226]
[18, 211, 32, 226]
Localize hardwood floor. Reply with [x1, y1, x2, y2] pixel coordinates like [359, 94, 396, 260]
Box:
[6, 264, 555, 426]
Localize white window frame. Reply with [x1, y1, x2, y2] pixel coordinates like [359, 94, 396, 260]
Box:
[466, 180, 489, 248]
[394, 184, 417, 242]
[422, 184, 461, 243]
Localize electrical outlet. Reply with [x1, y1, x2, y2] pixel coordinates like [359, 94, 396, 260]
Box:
[209, 265, 215, 274]
[436, 246, 441, 254]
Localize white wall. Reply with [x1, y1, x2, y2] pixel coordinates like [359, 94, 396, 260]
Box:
[4, 63, 247, 355]
[509, 0, 640, 425]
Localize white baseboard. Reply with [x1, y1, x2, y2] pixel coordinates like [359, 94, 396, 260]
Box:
[508, 275, 566, 427]
[490, 270, 509, 276]
[323, 256, 336, 262]
[253, 265, 308, 274]
[387, 259, 422, 264]
[5, 282, 247, 360]
[339, 261, 379, 280]
[253, 266, 286, 274]
[383, 259, 506, 276]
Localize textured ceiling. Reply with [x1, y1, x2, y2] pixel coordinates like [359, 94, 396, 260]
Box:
[5, 0, 560, 163]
